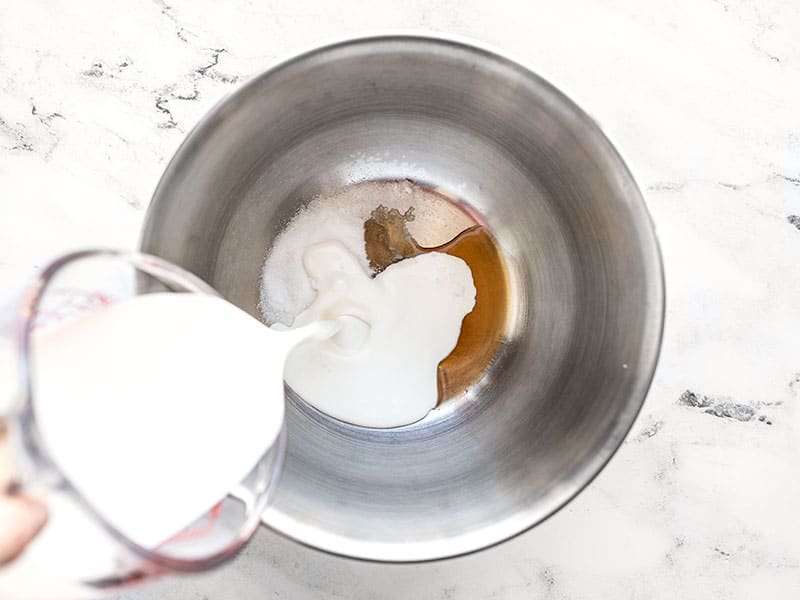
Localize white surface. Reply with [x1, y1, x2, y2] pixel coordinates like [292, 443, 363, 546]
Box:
[0, 0, 798, 598]
[285, 243, 475, 428]
[32, 293, 288, 548]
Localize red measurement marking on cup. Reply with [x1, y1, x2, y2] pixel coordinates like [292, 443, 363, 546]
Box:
[32, 290, 115, 329]
[161, 501, 224, 544]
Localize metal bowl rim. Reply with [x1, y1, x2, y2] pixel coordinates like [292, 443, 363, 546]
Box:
[141, 31, 666, 563]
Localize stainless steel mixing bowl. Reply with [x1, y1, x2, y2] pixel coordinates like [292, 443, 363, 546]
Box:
[141, 34, 663, 562]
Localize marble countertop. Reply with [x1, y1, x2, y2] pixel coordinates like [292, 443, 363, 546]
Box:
[2, 0, 799, 598]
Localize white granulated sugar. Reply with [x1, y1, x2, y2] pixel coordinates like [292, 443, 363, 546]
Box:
[259, 181, 475, 326]
[259, 201, 367, 326]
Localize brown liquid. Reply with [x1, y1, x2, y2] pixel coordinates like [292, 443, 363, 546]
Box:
[364, 204, 509, 402]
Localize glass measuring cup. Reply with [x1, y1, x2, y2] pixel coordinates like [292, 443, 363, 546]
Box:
[0, 249, 285, 598]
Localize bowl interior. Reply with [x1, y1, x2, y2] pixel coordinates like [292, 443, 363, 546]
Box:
[141, 36, 663, 561]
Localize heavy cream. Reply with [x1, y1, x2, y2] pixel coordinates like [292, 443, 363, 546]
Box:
[259, 181, 475, 326]
[282, 242, 476, 428]
[26, 293, 333, 548]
